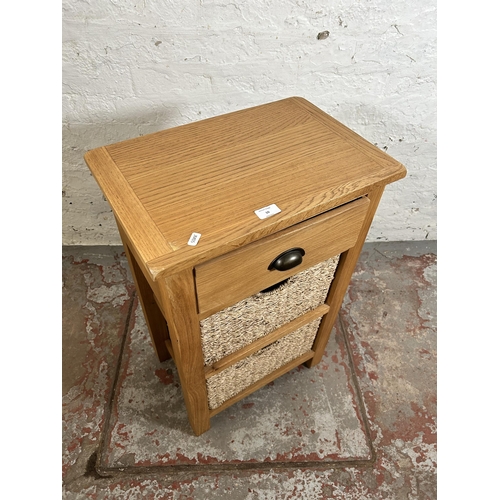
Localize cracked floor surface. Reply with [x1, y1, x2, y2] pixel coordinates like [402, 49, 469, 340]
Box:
[62, 241, 436, 499]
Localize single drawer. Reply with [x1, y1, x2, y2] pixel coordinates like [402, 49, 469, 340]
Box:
[196, 196, 369, 317]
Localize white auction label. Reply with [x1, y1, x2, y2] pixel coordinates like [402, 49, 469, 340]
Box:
[187, 232, 201, 246]
[254, 204, 281, 220]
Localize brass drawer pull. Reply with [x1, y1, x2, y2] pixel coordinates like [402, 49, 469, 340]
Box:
[268, 247, 305, 271]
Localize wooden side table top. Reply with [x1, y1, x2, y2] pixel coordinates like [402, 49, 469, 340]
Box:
[84, 97, 406, 281]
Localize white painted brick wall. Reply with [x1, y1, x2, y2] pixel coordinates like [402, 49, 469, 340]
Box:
[62, 0, 436, 245]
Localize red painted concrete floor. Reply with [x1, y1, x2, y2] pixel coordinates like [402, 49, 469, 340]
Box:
[62, 241, 436, 499]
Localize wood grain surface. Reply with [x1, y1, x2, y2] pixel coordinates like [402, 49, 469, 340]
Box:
[82, 97, 408, 435]
[84, 97, 406, 280]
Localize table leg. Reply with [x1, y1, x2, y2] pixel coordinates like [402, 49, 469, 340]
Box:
[306, 185, 385, 368]
[117, 224, 171, 362]
[157, 268, 211, 436]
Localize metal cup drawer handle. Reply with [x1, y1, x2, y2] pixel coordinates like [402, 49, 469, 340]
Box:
[268, 247, 305, 271]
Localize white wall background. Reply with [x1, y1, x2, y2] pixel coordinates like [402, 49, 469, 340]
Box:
[62, 0, 436, 245]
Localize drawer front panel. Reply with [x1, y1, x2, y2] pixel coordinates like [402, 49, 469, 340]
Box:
[206, 317, 322, 410]
[196, 196, 369, 317]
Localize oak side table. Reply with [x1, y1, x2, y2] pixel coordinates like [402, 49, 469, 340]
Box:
[84, 97, 406, 436]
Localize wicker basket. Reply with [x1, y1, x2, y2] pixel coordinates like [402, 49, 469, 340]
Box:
[206, 317, 322, 409]
[200, 255, 339, 364]
[200, 255, 340, 409]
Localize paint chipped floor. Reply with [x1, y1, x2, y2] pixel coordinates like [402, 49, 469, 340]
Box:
[62, 241, 436, 499]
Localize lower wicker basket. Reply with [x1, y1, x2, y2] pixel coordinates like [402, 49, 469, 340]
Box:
[206, 317, 322, 410]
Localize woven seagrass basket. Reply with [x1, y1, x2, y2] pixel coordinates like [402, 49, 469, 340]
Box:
[200, 255, 340, 410]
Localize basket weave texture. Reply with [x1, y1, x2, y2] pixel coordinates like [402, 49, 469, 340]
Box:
[199, 255, 340, 366]
[206, 317, 322, 410]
